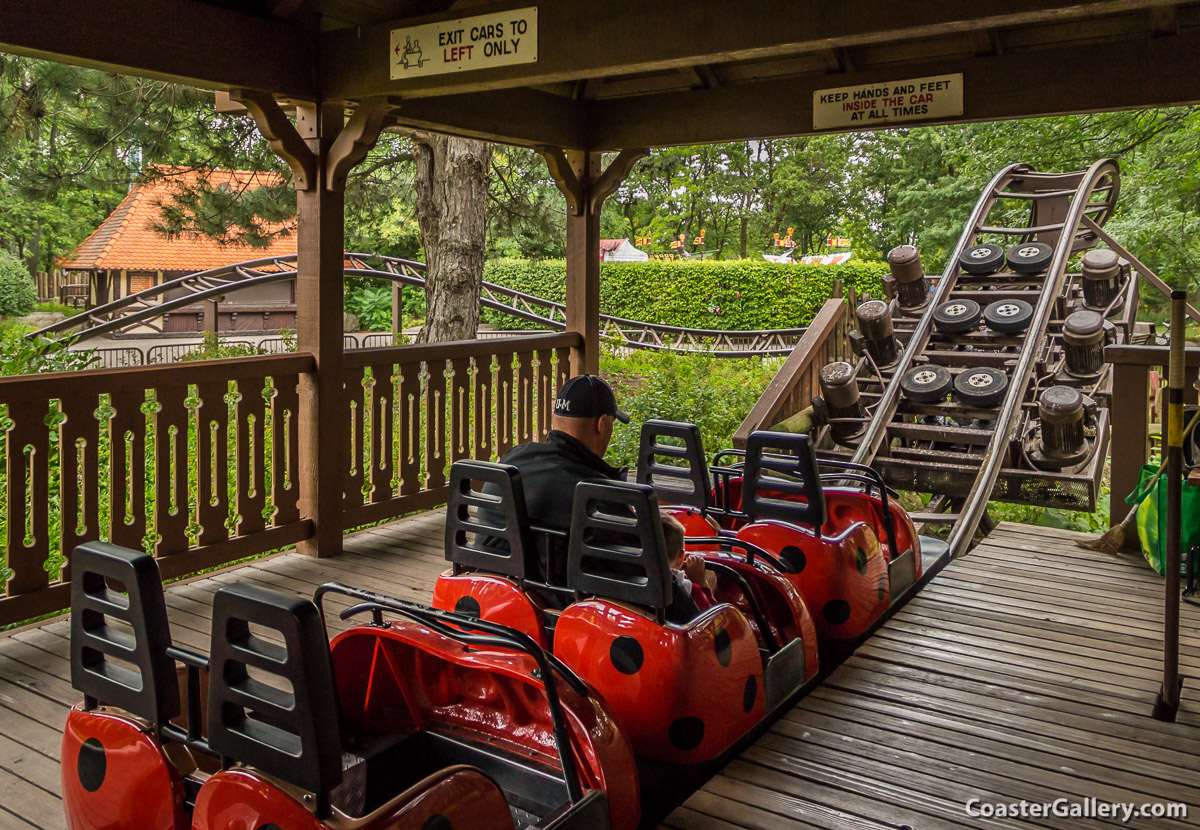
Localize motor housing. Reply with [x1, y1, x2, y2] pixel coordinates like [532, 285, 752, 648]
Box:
[855, 300, 898, 366]
[819, 361, 865, 444]
[887, 245, 927, 310]
[1030, 385, 1093, 470]
[1062, 310, 1106, 377]
[1081, 248, 1122, 310]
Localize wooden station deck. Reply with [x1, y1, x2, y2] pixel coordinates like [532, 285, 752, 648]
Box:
[1, 517, 1198, 829]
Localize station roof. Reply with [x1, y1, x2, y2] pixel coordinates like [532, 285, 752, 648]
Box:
[62, 167, 296, 272]
[3, 1, 1199, 149]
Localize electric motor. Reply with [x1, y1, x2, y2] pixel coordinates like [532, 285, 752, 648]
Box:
[1081, 248, 1121, 310]
[1062, 310, 1105, 377]
[855, 300, 898, 366]
[887, 245, 927, 310]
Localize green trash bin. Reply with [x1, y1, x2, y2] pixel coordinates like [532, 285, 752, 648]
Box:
[1129, 462, 1200, 575]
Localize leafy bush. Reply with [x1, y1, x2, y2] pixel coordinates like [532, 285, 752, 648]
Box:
[180, 332, 266, 362]
[346, 283, 394, 332]
[482, 258, 888, 331]
[0, 253, 37, 318]
[0, 324, 97, 374]
[600, 346, 778, 469]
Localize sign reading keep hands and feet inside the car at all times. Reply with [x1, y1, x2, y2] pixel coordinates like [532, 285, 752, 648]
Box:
[813, 73, 963, 130]
[391, 7, 538, 79]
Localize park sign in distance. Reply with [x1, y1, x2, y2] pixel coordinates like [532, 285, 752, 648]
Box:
[390, 7, 537, 79]
[813, 73, 963, 130]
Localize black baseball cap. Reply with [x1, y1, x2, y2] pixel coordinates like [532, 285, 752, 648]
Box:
[554, 375, 629, 423]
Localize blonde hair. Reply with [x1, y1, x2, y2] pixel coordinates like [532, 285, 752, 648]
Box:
[660, 514, 686, 566]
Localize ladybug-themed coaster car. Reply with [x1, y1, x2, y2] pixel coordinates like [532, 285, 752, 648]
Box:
[637, 421, 950, 642]
[433, 463, 817, 766]
[61, 541, 635, 830]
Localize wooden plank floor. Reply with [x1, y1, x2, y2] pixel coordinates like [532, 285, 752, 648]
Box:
[4, 518, 1199, 829]
[0, 509, 450, 830]
[662, 523, 1200, 830]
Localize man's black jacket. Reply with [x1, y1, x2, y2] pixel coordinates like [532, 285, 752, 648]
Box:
[479, 430, 699, 622]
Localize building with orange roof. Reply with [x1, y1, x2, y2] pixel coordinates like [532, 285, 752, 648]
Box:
[63, 166, 298, 332]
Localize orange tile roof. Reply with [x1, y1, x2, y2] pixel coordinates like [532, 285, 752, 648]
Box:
[63, 166, 297, 272]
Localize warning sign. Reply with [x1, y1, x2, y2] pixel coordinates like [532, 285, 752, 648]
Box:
[813, 73, 962, 130]
[390, 7, 537, 79]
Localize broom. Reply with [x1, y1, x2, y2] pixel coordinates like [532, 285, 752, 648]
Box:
[1078, 409, 1200, 553]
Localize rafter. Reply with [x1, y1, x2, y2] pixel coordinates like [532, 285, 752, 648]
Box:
[0, 0, 314, 99]
[320, 0, 1179, 100]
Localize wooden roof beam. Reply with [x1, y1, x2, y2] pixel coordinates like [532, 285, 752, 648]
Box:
[590, 28, 1200, 149]
[0, 0, 315, 99]
[385, 88, 589, 149]
[320, 0, 1183, 99]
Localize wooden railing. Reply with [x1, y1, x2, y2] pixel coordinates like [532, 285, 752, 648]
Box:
[0, 333, 578, 626]
[0, 353, 314, 624]
[732, 297, 853, 448]
[1105, 344, 1200, 531]
[341, 332, 580, 529]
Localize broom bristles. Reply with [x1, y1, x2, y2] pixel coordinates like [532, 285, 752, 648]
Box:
[1077, 512, 1136, 553]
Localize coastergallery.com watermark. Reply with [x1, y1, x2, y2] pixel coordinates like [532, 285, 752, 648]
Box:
[965, 798, 1188, 822]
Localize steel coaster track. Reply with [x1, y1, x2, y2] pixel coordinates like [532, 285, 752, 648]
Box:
[34, 253, 809, 357]
[849, 159, 1120, 557]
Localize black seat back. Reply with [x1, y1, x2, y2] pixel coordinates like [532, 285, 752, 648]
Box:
[207, 584, 342, 809]
[70, 541, 179, 725]
[567, 480, 672, 612]
[636, 420, 711, 511]
[743, 431, 828, 529]
[445, 460, 534, 580]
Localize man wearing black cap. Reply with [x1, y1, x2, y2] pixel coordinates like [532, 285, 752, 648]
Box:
[481, 375, 629, 582]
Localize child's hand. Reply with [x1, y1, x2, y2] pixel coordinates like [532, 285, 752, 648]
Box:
[683, 554, 708, 585]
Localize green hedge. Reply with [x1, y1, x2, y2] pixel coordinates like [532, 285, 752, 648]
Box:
[482, 258, 888, 331]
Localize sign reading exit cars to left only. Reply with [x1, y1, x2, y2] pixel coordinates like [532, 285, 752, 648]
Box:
[390, 7, 537, 79]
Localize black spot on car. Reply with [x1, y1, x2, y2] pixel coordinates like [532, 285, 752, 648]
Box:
[454, 596, 481, 618]
[610, 636, 644, 674]
[781, 546, 806, 572]
[78, 737, 106, 793]
[421, 816, 453, 830]
[823, 598, 851, 626]
[714, 627, 732, 667]
[669, 717, 705, 751]
[743, 675, 758, 712]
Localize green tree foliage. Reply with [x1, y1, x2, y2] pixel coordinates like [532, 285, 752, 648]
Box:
[482, 259, 887, 330]
[0, 252, 36, 316]
[601, 347, 777, 468]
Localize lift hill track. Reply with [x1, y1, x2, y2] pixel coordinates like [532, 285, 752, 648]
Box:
[740, 159, 1168, 559]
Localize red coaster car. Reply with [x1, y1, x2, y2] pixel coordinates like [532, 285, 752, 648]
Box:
[433, 463, 818, 766]
[638, 418, 932, 584]
[61, 541, 635, 830]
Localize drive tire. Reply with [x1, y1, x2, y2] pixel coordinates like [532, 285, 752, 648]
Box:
[901, 365, 953, 404]
[1005, 242, 1053, 274]
[953, 368, 1009, 407]
[983, 299, 1034, 334]
[959, 244, 1005, 275]
[933, 299, 982, 334]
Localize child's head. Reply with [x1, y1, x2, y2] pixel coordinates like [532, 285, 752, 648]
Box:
[661, 514, 686, 568]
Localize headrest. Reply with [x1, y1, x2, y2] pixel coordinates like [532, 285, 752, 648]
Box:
[69, 542, 179, 726]
[567, 480, 672, 611]
[743, 431, 827, 528]
[207, 584, 342, 802]
[445, 460, 533, 580]
[636, 420, 711, 511]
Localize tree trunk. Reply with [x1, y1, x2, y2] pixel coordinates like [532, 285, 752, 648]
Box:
[739, 215, 748, 259]
[411, 133, 492, 343]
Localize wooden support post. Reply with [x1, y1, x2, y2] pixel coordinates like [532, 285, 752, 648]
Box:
[238, 93, 391, 558]
[541, 147, 647, 375]
[1109, 362, 1150, 533]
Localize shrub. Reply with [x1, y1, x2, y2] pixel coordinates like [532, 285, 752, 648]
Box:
[600, 346, 778, 469]
[482, 258, 888, 331]
[0, 324, 97, 375]
[180, 332, 266, 362]
[0, 254, 37, 318]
